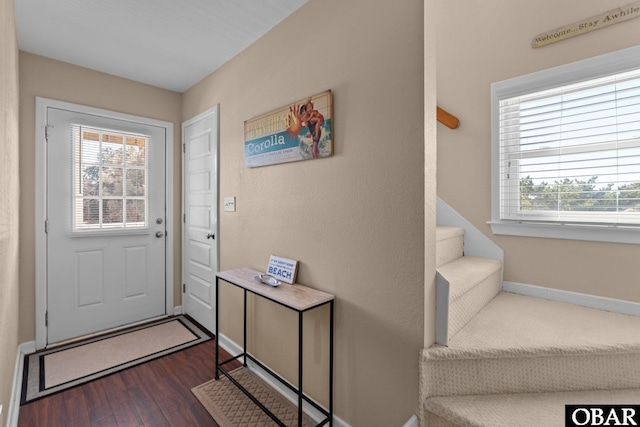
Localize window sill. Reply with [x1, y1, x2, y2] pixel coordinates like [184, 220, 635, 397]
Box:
[488, 220, 640, 245]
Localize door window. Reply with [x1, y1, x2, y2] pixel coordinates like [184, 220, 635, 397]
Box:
[73, 126, 149, 231]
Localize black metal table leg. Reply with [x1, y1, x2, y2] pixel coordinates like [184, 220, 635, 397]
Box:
[215, 276, 220, 380]
[330, 300, 334, 426]
[298, 310, 304, 427]
[243, 288, 247, 367]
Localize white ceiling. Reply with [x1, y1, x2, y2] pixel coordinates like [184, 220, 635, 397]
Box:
[14, 0, 309, 92]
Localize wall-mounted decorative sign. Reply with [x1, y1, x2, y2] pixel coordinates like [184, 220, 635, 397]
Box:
[266, 255, 299, 284]
[244, 90, 333, 168]
[532, 1, 640, 48]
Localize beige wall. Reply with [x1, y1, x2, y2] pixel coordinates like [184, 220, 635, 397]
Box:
[18, 52, 183, 343]
[0, 0, 20, 421]
[183, 0, 426, 424]
[436, 0, 640, 302]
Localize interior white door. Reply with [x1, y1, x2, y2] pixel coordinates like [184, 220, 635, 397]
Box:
[46, 106, 167, 345]
[182, 106, 219, 333]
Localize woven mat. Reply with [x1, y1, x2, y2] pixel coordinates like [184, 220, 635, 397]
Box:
[21, 316, 210, 404]
[192, 367, 311, 427]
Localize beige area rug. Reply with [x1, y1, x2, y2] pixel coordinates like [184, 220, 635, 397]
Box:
[21, 315, 210, 404]
[192, 367, 311, 427]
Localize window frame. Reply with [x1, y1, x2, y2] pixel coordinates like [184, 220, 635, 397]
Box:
[489, 44, 640, 244]
[71, 125, 150, 234]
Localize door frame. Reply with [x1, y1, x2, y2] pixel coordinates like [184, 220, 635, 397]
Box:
[181, 105, 220, 328]
[35, 97, 175, 350]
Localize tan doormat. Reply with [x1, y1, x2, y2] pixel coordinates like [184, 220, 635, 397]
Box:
[21, 315, 211, 404]
[192, 367, 311, 427]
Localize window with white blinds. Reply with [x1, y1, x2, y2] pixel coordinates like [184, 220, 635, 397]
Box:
[499, 69, 640, 226]
[72, 125, 149, 231]
[490, 45, 640, 243]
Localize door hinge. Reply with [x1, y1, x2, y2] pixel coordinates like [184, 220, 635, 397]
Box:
[44, 219, 49, 233]
[183, 213, 186, 223]
[45, 311, 48, 327]
[183, 143, 185, 153]
[45, 125, 54, 142]
[183, 283, 186, 293]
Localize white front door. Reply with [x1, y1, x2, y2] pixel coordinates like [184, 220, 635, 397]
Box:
[182, 106, 219, 333]
[45, 106, 168, 345]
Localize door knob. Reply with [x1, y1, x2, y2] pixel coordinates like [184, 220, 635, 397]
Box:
[207, 233, 215, 240]
[156, 231, 164, 238]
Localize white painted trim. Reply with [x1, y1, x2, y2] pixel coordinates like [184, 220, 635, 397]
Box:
[437, 197, 504, 264]
[435, 271, 450, 346]
[35, 100, 47, 350]
[403, 414, 419, 427]
[8, 341, 36, 427]
[34, 97, 175, 350]
[173, 305, 183, 315]
[217, 333, 350, 427]
[182, 106, 220, 130]
[503, 281, 640, 317]
[488, 220, 640, 245]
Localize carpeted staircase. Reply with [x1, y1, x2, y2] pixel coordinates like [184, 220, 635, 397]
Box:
[420, 226, 640, 427]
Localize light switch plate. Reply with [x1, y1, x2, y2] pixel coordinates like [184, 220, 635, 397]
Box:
[224, 196, 236, 212]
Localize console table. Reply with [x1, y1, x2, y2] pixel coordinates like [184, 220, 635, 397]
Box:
[215, 268, 335, 427]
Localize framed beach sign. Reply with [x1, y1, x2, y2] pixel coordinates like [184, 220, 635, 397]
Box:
[266, 255, 299, 284]
[244, 90, 333, 168]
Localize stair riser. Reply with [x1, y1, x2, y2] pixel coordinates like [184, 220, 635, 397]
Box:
[421, 352, 640, 398]
[423, 389, 640, 427]
[448, 270, 502, 340]
[436, 235, 463, 268]
[423, 412, 459, 427]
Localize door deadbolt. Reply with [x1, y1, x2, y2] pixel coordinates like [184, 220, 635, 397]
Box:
[156, 231, 164, 238]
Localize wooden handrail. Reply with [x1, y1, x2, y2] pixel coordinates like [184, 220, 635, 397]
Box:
[437, 107, 460, 129]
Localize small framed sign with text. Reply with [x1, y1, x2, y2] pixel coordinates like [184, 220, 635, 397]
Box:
[266, 255, 299, 284]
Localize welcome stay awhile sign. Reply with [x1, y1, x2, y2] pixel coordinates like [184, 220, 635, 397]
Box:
[532, 1, 640, 48]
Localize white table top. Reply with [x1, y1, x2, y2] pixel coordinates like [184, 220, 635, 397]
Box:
[216, 268, 334, 311]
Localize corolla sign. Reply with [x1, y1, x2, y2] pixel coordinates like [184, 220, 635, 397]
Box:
[244, 90, 333, 168]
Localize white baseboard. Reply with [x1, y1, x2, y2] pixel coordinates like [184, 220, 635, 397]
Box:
[8, 341, 36, 427]
[403, 414, 419, 427]
[503, 281, 640, 316]
[173, 305, 183, 315]
[217, 333, 350, 427]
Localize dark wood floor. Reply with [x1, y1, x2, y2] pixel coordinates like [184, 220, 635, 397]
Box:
[18, 338, 241, 427]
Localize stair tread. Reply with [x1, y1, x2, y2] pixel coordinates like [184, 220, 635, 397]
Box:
[437, 256, 502, 300]
[427, 292, 640, 360]
[425, 389, 640, 427]
[436, 226, 464, 241]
